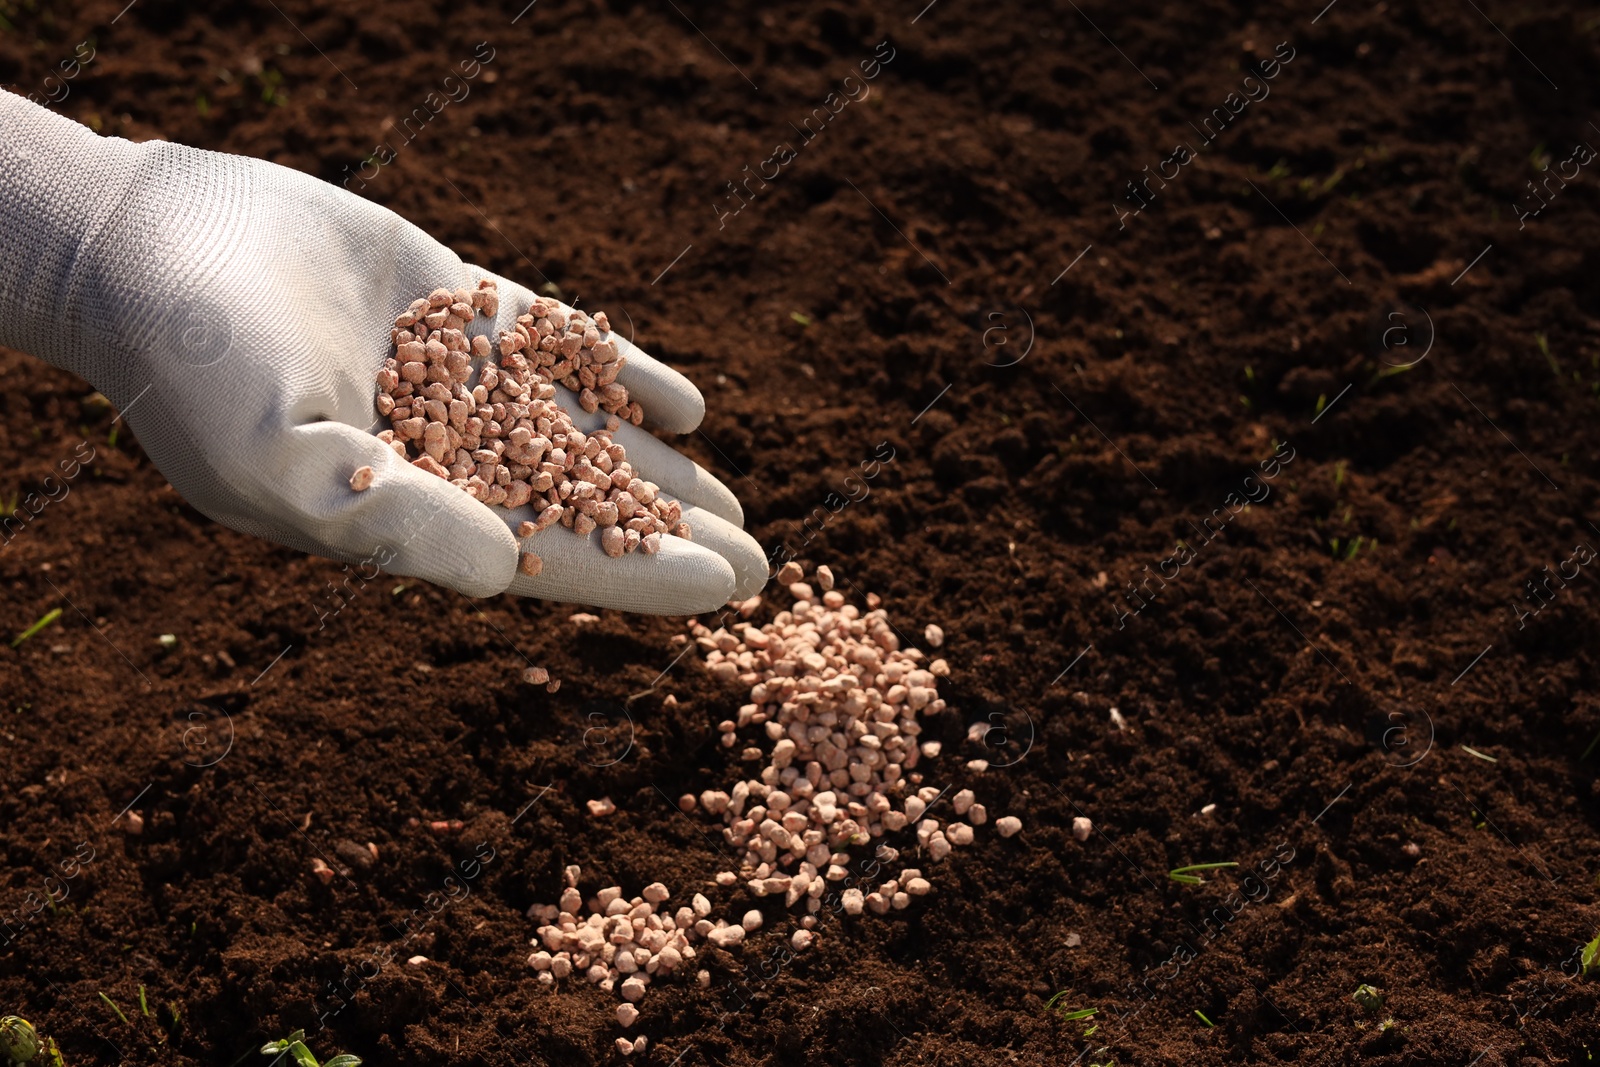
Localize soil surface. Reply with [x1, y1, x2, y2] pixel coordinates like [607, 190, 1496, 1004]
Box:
[4, 0, 1600, 1064]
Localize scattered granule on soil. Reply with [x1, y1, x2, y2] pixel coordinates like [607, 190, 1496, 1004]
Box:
[521, 569, 1023, 1043]
[371, 281, 690, 556]
[684, 568, 1027, 909]
[526, 865, 759, 1009]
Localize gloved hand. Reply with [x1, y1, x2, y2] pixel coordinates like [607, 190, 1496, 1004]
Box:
[0, 91, 766, 614]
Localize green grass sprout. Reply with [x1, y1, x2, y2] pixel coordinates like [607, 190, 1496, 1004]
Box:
[1169, 862, 1238, 886]
[1537, 332, 1559, 375]
[1582, 728, 1600, 761]
[99, 991, 130, 1026]
[12, 607, 62, 649]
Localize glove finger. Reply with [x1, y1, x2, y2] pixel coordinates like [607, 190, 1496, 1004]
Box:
[664, 499, 769, 601]
[548, 383, 746, 527]
[503, 509, 736, 615]
[462, 265, 706, 434]
[607, 334, 706, 435]
[292, 421, 519, 598]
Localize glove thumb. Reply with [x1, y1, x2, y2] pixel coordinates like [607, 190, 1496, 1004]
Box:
[285, 420, 519, 598]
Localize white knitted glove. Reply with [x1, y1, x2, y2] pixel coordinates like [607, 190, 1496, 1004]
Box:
[0, 91, 766, 614]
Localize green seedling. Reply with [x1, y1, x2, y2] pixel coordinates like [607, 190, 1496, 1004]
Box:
[260, 1030, 361, 1067]
[1537, 332, 1559, 376]
[1044, 994, 1097, 1022]
[1169, 862, 1238, 886]
[1370, 361, 1417, 385]
[1459, 745, 1497, 763]
[1353, 983, 1383, 1013]
[1043, 994, 1099, 1034]
[99, 991, 130, 1026]
[1582, 728, 1600, 761]
[138, 986, 149, 1018]
[1582, 932, 1600, 977]
[257, 68, 286, 107]
[1194, 1009, 1215, 1027]
[790, 312, 813, 327]
[0, 1016, 40, 1063]
[1330, 535, 1372, 562]
[12, 608, 62, 649]
[0, 1014, 64, 1065]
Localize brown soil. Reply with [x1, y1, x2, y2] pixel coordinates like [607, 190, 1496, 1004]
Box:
[4, 0, 1600, 1064]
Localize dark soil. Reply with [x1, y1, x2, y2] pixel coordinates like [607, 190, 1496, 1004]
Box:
[4, 0, 1600, 1064]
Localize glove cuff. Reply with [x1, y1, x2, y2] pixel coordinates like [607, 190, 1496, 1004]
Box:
[0, 90, 144, 374]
